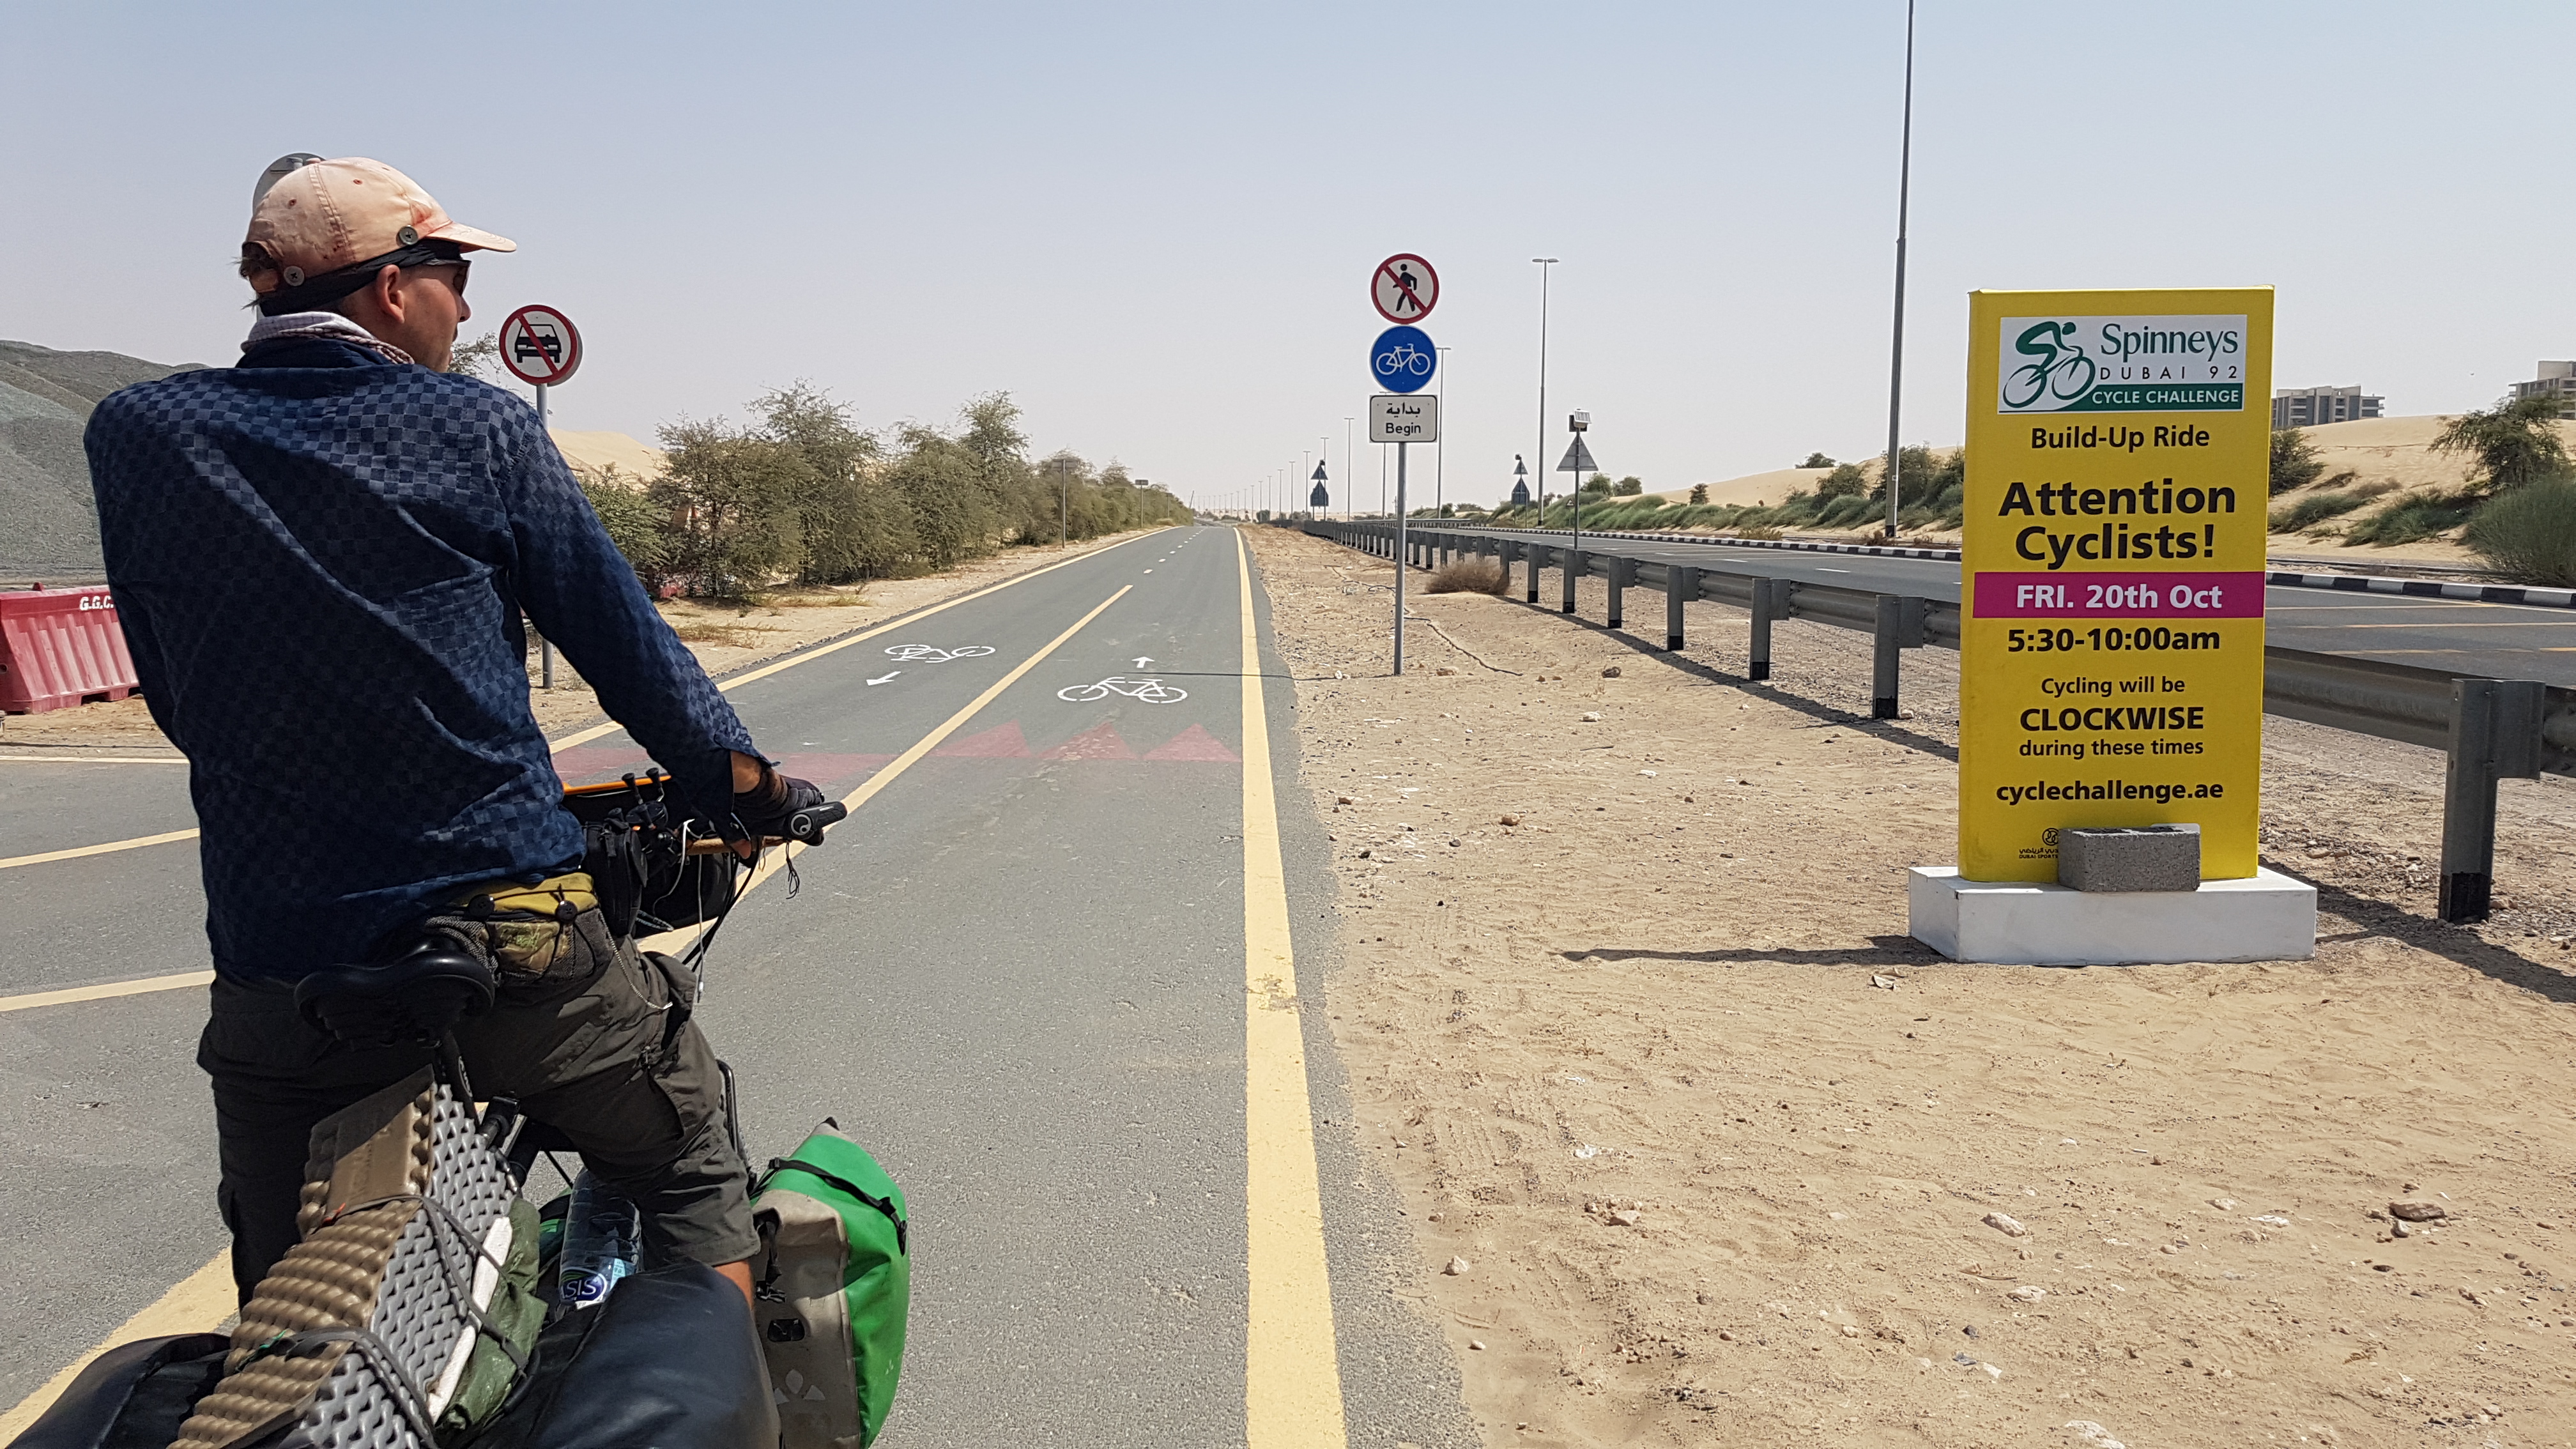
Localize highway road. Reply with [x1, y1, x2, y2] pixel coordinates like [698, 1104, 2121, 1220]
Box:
[0, 526, 1478, 1448]
[1425, 526, 2576, 686]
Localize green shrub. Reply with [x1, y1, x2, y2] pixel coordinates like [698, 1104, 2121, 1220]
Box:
[576, 467, 674, 586]
[2433, 394, 2571, 493]
[2268, 491, 2370, 533]
[2465, 476, 2576, 585]
[2343, 492, 2479, 547]
[1816, 463, 1869, 500]
[2269, 429, 2326, 496]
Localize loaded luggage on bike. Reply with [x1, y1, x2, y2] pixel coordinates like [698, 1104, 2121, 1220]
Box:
[11, 775, 909, 1449]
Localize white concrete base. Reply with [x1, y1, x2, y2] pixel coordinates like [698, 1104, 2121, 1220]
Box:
[1907, 866, 2316, 965]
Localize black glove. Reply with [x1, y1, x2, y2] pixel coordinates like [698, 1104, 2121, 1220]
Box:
[732, 762, 825, 843]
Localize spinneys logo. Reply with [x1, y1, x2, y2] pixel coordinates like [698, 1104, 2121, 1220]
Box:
[1997, 315, 2248, 415]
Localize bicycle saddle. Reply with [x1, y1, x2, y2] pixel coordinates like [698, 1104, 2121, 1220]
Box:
[295, 938, 498, 1048]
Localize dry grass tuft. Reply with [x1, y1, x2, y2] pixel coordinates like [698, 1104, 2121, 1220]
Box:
[1424, 558, 1510, 595]
[668, 623, 776, 649]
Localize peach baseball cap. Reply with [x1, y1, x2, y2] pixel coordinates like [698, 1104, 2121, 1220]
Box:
[243, 157, 516, 298]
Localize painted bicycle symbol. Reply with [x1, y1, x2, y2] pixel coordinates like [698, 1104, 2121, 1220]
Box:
[1056, 675, 1188, 704]
[1374, 342, 1435, 379]
[885, 644, 996, 663]
[2003, 320, 2098, 410]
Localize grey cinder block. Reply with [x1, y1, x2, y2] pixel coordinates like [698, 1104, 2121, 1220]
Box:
[2057, 824, 2201, 893]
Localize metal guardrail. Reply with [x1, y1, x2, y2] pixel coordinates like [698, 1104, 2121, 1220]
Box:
[1302, 519, 2570, 924]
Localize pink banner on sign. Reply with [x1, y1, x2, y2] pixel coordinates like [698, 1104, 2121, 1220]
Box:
[1972, 571, 2264, 619]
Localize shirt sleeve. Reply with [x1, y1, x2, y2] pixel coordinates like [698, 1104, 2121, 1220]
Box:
[491, 395, 755, 823]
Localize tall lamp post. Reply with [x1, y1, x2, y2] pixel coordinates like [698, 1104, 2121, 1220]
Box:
[1532, 257, 1559, 530]
[1882, 0, 1917, 541]
[1342, 417, 1355, 522]
[1436, 345, 1452, 519]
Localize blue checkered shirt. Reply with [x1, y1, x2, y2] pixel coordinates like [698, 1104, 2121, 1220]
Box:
[85, 337, 754, 980]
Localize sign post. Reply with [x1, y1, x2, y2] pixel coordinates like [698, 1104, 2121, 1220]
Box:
[1915, 286, 2313, 964]
[1363, 257, 1439, 675]
[500, 304, 583, 687]
[1371, 394, 1441, 674]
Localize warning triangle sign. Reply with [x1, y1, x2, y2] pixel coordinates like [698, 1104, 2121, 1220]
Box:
[1556, 436, 1598, 473]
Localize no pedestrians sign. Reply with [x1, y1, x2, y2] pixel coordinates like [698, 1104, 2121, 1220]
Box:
[1372, 254, 1438, 324]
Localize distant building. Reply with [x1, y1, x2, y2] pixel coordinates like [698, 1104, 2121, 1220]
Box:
[2511, 362, 2576, 418]
[2271, 385, 2383, 430]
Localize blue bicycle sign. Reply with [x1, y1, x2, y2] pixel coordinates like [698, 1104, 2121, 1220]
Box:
[1369, 325, 1438, 394]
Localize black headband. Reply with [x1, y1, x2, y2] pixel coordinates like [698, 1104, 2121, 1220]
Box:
[255, 240, 464, 316]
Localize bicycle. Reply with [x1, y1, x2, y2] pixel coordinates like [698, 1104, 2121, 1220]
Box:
[24, 774, 898, 1449]
[1374, 343, 1434, 379]
[2003, 320, 2097, 409]
[1055, 675, 1188, 704]
[884, 644, 995, 664]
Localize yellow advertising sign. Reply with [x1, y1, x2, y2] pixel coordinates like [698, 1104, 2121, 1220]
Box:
[1959, 288, 2273, 881]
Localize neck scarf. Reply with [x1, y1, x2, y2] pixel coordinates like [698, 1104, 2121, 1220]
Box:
[243, 310, 415, 366]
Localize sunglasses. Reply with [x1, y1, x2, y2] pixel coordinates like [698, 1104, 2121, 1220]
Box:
[413, 258, 470, 300]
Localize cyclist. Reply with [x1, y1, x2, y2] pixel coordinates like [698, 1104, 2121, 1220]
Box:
[81, 157, 820, 1311]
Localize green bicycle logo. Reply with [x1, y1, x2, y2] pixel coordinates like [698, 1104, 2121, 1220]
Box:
[2004, 321, 2098, 410]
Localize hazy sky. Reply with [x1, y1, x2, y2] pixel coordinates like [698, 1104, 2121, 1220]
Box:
[6, 2, 2566, 510]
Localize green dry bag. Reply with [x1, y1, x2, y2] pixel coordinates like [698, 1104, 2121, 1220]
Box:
[750, 1123, 910, 1448]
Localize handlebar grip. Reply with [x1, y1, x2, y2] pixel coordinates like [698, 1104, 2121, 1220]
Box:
[786, 801, 848, 845]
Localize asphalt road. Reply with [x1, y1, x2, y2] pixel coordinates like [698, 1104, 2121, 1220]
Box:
[1432, 526, 2576, 686]
[0, 526, 1478, 1448]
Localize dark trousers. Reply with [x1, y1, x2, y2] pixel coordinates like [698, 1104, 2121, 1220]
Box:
[200, 909, 756, 1305]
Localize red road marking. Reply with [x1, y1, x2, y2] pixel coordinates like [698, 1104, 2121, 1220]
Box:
[1040, 721, 1136, 760]
[1142, 724, 1239, 762]
[931, 723, 1032, 758]
[776, 751, 897, 789]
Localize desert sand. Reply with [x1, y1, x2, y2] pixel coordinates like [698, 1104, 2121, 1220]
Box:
[547, 428, 668, 483]
[1247, 526, 2576, 1448]
[1648, 467, 1832, 509]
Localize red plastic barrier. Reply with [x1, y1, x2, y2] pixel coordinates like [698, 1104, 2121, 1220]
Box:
[0, 586, 141, 714]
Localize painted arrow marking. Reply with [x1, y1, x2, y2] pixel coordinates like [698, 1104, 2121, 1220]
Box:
[1133, 656, 1154, 668]
[867, 671, 901, 686]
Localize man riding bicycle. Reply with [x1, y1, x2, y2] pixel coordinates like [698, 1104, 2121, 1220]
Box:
[82, 156, 820, 1314]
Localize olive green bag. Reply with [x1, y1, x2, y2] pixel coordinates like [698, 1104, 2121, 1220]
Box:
[749, 1123, 910, 1448]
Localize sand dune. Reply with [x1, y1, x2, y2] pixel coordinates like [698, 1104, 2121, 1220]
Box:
[549, 429, 666, 484]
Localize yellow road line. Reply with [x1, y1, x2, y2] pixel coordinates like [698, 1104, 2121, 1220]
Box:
[1, 533, 1165, 873]
[636, 585, 1133, 956]
[553, 526, 1164, 756]
[1235, 529, 1348, 1448]
[0, 1254, 234, 1442]
[0, 828, 199, 871]
[0, 970, 215, 1016]
[0, 755, 188, 765]
[0, 543, 1169, 1432]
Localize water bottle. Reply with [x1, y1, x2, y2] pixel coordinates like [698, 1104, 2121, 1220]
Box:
[558, 1170, 639, 1308]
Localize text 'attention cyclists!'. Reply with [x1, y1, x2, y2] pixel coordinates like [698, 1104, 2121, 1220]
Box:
[1956, 288, 2274, 882]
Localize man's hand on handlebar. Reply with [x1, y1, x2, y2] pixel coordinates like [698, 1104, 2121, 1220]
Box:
[729, 753, 832, 858]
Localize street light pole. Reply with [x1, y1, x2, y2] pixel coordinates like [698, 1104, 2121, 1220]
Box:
[1882, 0, 1917, 541]
[1436, 345, 1451, 519]
[1533, 257, 1558, 530]
[1343, 417, 1355, 522]
[1057, 457, 1068, 545]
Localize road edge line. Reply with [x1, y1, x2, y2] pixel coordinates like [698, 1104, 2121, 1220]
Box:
[638, 584, 1135, 956]
[0, 970, 216, 1016]
[0, 1254, 235, 1441]
[1235, 528, 1349, 1447]
[549, 527, 1167, 751]
[0, 827, 200, 873]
